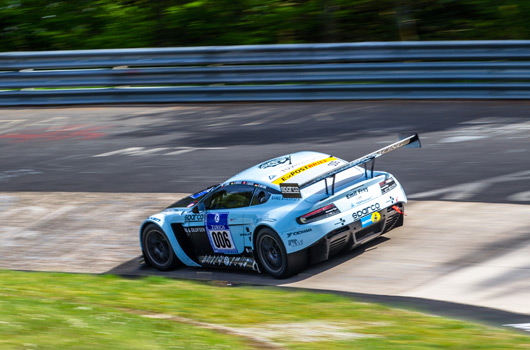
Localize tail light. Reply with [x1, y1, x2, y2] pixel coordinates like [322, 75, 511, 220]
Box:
[297, 204, 340, 224]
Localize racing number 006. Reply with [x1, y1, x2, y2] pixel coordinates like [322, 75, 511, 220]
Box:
[210, 231, 232, 249]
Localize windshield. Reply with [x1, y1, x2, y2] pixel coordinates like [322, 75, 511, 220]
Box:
[167, 184, 219, 209]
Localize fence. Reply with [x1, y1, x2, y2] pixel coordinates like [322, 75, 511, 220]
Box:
[2, 41, 530, 105]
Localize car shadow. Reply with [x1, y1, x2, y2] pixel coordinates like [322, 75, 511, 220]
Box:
[104, 235, 530, 333]
[105, 236, 390, 287]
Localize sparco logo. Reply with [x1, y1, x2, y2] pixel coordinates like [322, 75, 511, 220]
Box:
[185, 214, 204, 222]
[282, 186, 299, 193]
[352, 203, 381, 220]
[346, 186, 368, 199]
[280, 183, 302, 198]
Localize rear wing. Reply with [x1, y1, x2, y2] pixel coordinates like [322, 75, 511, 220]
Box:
[280, 134, 421, 198]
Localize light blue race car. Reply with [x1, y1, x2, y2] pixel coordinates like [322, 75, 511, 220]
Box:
[140, 134, 421, 278]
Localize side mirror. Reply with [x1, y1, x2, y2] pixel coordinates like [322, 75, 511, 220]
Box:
[193, 202, 206, 213]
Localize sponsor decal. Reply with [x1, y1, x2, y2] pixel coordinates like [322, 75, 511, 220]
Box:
[286, 228, 312, 238]
[190, 187, 214, 199]
[270, 194, 300, 202]
[386, 196, 398, 204]
[328, 160, 342, 167]
[380, 178, 397, 194]
[148, 216, 161, 222]
[183, 226, 206, 234]
[288, 239, 304, 247]
[353, 138, 412, 165]
[206, 213, 237, 254]
[346, 185, 369, 199]
[280, 183, 302, 198]
[334, 218, 346, 226]
[361, 211, 381, 228]
[198, 255, 258, 270]
[352, 203, 381, 221]
[346, 184, 378, 206]
[222, 180, 267, 189]
[259, 156, 291, 169]
[275, 155, 323, 173]
[184, 214, 204, 222]
[272, 156, 337, 184]
[262, 215, 277, 223]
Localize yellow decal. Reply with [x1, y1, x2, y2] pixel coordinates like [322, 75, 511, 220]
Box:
[371, 212, 381, 223]
[272, 157, 337, 185]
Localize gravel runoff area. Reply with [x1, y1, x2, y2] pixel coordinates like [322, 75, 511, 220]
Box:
[0, 192, 529, 317]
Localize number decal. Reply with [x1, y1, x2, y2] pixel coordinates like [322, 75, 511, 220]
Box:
[209, 231, 233, 249]
[206, 213, 237, 254]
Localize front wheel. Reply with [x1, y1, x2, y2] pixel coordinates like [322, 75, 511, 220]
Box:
[142, 224, 181, 271]
[255, 228, 307, 279]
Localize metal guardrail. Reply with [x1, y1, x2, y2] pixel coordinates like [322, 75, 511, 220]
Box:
[2, 41, 530, 105]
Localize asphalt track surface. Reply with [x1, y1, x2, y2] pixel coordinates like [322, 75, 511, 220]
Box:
[1, 101, 529, 203]
[1, 101, 529, 334]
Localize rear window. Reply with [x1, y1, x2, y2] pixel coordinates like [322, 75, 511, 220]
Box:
[167, 184, 218, 208]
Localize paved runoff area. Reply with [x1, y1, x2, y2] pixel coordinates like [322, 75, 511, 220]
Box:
[1, 192, 529, 331]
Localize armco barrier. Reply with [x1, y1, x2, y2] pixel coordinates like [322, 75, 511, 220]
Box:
[2, 41, 530, 105]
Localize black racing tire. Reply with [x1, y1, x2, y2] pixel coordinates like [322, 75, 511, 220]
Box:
[255, 228, 307, 279]
[142, 224, 182, 271]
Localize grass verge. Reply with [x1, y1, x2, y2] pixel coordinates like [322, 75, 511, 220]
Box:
[0, 270, 528, 350]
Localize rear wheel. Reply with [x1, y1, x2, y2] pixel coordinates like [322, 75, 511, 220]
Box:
[142, 224, 181, 271]
[255, 228, 307, 278]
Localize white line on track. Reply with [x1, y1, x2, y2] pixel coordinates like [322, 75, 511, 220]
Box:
[409, 169, 530, 201]
[93, 147, 226, 157]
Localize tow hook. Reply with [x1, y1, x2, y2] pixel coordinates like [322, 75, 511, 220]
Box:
[392, 205, 405, 216]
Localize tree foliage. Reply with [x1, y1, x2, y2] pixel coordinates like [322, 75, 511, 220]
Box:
[1, 0, 530, 51]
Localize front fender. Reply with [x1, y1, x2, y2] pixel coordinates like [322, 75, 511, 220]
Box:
[139, 215, 200, 267]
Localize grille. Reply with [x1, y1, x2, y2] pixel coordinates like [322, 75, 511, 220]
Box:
[355, 229, 372, 241]
[355, 222, 382, 242]
[329, 235, 348, 256]
[383, 212, 400, 233]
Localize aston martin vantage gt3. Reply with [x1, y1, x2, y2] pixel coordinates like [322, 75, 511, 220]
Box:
[140, 134, 420, 278]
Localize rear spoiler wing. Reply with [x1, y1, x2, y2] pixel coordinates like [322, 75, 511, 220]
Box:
[280, 134, 421, 198]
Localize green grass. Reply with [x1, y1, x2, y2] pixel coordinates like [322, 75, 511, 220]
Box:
[0, 270, 528, 350]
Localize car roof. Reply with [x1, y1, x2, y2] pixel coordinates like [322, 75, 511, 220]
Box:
[226, 151, 348, 190]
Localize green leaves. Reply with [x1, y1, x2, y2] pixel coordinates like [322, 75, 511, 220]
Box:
[1, 0, 530, 51]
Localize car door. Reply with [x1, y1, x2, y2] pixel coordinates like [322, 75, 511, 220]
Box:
[200, 184, 255, 255]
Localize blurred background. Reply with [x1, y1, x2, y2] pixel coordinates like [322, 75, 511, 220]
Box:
[1, 0, 530, 51]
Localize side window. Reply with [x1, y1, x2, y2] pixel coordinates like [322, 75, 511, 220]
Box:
[251, 190, 271, 206]
[205, 185, 255, 210]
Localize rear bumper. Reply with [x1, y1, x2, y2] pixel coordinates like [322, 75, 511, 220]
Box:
[308, 203, 404, 264]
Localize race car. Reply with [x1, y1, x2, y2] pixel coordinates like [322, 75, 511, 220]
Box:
[140, 134, 421, 278]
